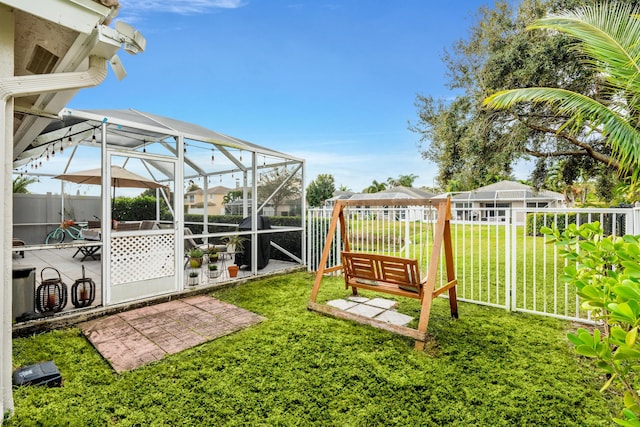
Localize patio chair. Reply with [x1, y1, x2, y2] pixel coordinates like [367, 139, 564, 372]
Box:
[114, 222, 140, 231]
[140, 220, 157, 230]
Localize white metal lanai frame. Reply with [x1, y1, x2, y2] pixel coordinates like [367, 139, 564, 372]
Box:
[20, 107, 306, 305]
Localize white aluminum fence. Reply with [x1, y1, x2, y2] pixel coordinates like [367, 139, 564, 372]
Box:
[307, 205, 640, 324]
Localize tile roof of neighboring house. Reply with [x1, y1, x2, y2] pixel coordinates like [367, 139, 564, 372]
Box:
[440, 180, 564, 202]
[186, 186, 232, 196]
[380, 186, 435, 199]
[325, 186, 435, 203]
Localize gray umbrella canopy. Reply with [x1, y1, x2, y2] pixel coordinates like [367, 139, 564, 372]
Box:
[53, 166, 164, 189]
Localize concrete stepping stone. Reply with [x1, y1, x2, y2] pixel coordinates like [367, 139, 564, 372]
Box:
[375, 310, 413, 326]
[327, 299, 358, 310]
[346, 303, 386, 318]
[365, 298, 398, 309]
[347, 296, 369, 303]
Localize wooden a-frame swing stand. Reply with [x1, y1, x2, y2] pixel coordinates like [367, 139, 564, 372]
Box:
[308, 198, 458, 350]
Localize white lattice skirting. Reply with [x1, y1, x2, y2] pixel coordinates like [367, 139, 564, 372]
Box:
[110, 233, 175, 286]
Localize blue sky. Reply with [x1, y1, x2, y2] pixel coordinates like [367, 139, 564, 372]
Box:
[66, 0, 524, 192]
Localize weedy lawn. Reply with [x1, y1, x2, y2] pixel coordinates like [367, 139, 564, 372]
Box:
[6, 272, 615, 426]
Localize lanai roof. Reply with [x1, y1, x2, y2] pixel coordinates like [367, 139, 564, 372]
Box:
[15, 108, 301, 170]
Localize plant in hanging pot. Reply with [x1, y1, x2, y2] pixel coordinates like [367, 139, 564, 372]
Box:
[188, 248, 204, 268]
[188, 270, 199, 286]
[208, 263, 220, 279]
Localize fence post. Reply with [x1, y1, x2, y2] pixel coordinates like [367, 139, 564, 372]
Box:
[404, 207, 410, 258]
[507, 207, 514, 312]
[306, 209, 313, 271]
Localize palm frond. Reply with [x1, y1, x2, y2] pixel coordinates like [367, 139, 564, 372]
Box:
[484, 87, 640, 176]
[529, 3, 640, 99]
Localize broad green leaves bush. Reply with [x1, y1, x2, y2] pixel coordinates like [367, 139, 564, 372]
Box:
[543, 223, 640, 426]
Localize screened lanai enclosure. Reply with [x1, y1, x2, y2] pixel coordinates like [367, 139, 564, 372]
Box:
[11, 108, 305, 320]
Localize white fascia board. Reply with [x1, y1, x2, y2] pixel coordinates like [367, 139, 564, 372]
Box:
[2, 0, 111, 34]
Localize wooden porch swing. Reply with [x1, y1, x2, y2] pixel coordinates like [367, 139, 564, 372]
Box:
[308, 198, 458, 350]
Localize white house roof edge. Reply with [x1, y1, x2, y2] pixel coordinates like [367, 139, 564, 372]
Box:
[1, 0, 112, 34]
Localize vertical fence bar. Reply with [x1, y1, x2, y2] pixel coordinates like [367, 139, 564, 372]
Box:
[532, 211, 537, 312]
[510, 208, 517, 312]
[505, 208, 511, 310]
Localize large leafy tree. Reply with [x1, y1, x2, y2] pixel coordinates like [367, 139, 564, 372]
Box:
[410, 0, 636, 192]
[485, 2, 640, 186]
[306, 174, 336, 207]
[257, 167, 301, 214]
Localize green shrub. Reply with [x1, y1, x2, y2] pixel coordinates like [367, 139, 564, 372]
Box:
[543, 222, 640, 425]
[113, 196, 170, 221]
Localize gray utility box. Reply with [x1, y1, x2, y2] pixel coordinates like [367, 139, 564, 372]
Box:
[12, 267, 35, 322]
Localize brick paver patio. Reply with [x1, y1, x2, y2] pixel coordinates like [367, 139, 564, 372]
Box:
[79, 295, 264, 372]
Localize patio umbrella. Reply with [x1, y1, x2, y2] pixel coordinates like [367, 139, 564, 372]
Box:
[53, 165, 166, 209]
[53, 166, 164, 222]
[53, 166, 164, 190]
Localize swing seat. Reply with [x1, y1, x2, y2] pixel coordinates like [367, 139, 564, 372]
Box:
[341, 252, 424, 299]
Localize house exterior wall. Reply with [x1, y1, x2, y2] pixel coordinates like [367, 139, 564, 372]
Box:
[185, 190, 227, 216]
[453, 199, 561, 224]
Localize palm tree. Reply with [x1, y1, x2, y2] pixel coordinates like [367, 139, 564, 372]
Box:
[363, 180, 386, 194]
[386, 174, 419, 188]
[484, 3, 640, 184]
[13, 175, 36, 193]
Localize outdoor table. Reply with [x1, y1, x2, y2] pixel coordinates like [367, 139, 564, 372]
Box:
[72, 228, 102, 261]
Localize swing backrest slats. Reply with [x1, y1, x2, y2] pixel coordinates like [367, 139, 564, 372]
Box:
[341, 252, 423, 299]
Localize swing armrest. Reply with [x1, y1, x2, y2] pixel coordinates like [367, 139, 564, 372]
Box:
[431, 279, 458, 298]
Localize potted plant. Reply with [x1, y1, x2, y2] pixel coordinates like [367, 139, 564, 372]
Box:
[207, 246, 219, 263]
[188, 247, 204, 268]
[208, 264, 220, 279]
[223, 235, 246, 254]
[188, 270, 199, 286]
[227, 264, 239, 278]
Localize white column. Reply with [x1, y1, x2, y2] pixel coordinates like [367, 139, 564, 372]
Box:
[251, 152, 257, 275]
[202, 173, 208, 245]
[0, 6, 15, 417]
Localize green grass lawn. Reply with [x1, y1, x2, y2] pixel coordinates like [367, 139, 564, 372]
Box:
[7, 272, 616, 426]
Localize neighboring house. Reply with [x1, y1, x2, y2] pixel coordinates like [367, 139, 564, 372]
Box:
[439, 180, 565, 223]
[323, 186, 436, 221]
[324, 186, 435, 208]
[225, 197, 302, 217]
[184, 185, 231, 215]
